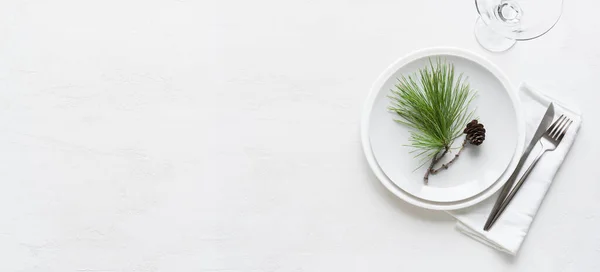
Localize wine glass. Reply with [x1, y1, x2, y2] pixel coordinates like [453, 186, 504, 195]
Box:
[474, 0, 564, 52]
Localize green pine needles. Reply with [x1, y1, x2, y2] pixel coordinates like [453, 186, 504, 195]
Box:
[389, 58, 477, 184]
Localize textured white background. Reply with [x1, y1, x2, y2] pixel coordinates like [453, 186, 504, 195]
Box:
[0, 0, 598, 271]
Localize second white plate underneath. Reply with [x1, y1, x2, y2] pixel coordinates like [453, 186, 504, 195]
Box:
[363, 47, 525, 206]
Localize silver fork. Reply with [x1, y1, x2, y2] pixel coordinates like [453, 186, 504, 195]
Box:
[484, 114, 574, 231]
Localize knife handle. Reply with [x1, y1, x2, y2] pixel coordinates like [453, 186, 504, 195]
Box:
[483, 151, 531, 229]
[484, 149, 547, 230]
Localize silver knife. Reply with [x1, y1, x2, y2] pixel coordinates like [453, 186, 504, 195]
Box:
[483, 103, 555, 231]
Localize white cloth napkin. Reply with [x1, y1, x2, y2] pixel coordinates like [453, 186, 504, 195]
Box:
[448, 83, 582, 255]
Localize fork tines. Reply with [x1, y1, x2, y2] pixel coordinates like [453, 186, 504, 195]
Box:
[548, 114, 574, 141]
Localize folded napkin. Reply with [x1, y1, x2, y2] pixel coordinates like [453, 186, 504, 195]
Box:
[448, 83, 582, 255]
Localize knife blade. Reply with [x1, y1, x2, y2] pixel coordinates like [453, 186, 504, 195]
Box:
[483, 102, 555, 231]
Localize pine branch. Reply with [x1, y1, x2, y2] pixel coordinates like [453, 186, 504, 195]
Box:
[388, 58, 477, 184]
[431, 138, 468, 174]
[423, 146, 449, 185]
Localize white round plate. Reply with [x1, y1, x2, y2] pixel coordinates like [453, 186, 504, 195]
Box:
[361, 47, 525, 210]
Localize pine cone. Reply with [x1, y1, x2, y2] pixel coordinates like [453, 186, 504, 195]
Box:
[464, 120, 485, 146]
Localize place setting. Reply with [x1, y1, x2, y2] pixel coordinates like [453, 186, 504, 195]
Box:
[361, 47, 582, 255]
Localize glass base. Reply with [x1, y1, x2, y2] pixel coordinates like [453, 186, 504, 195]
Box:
[474, 17, 516, 53]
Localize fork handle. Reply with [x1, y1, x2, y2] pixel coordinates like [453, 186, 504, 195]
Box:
[484, 149, 547, 230]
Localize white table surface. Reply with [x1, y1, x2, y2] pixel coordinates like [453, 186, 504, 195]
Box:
[1, 0, 599, 271]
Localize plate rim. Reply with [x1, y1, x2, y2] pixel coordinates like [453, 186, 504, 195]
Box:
[361, 47, 526, 210]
